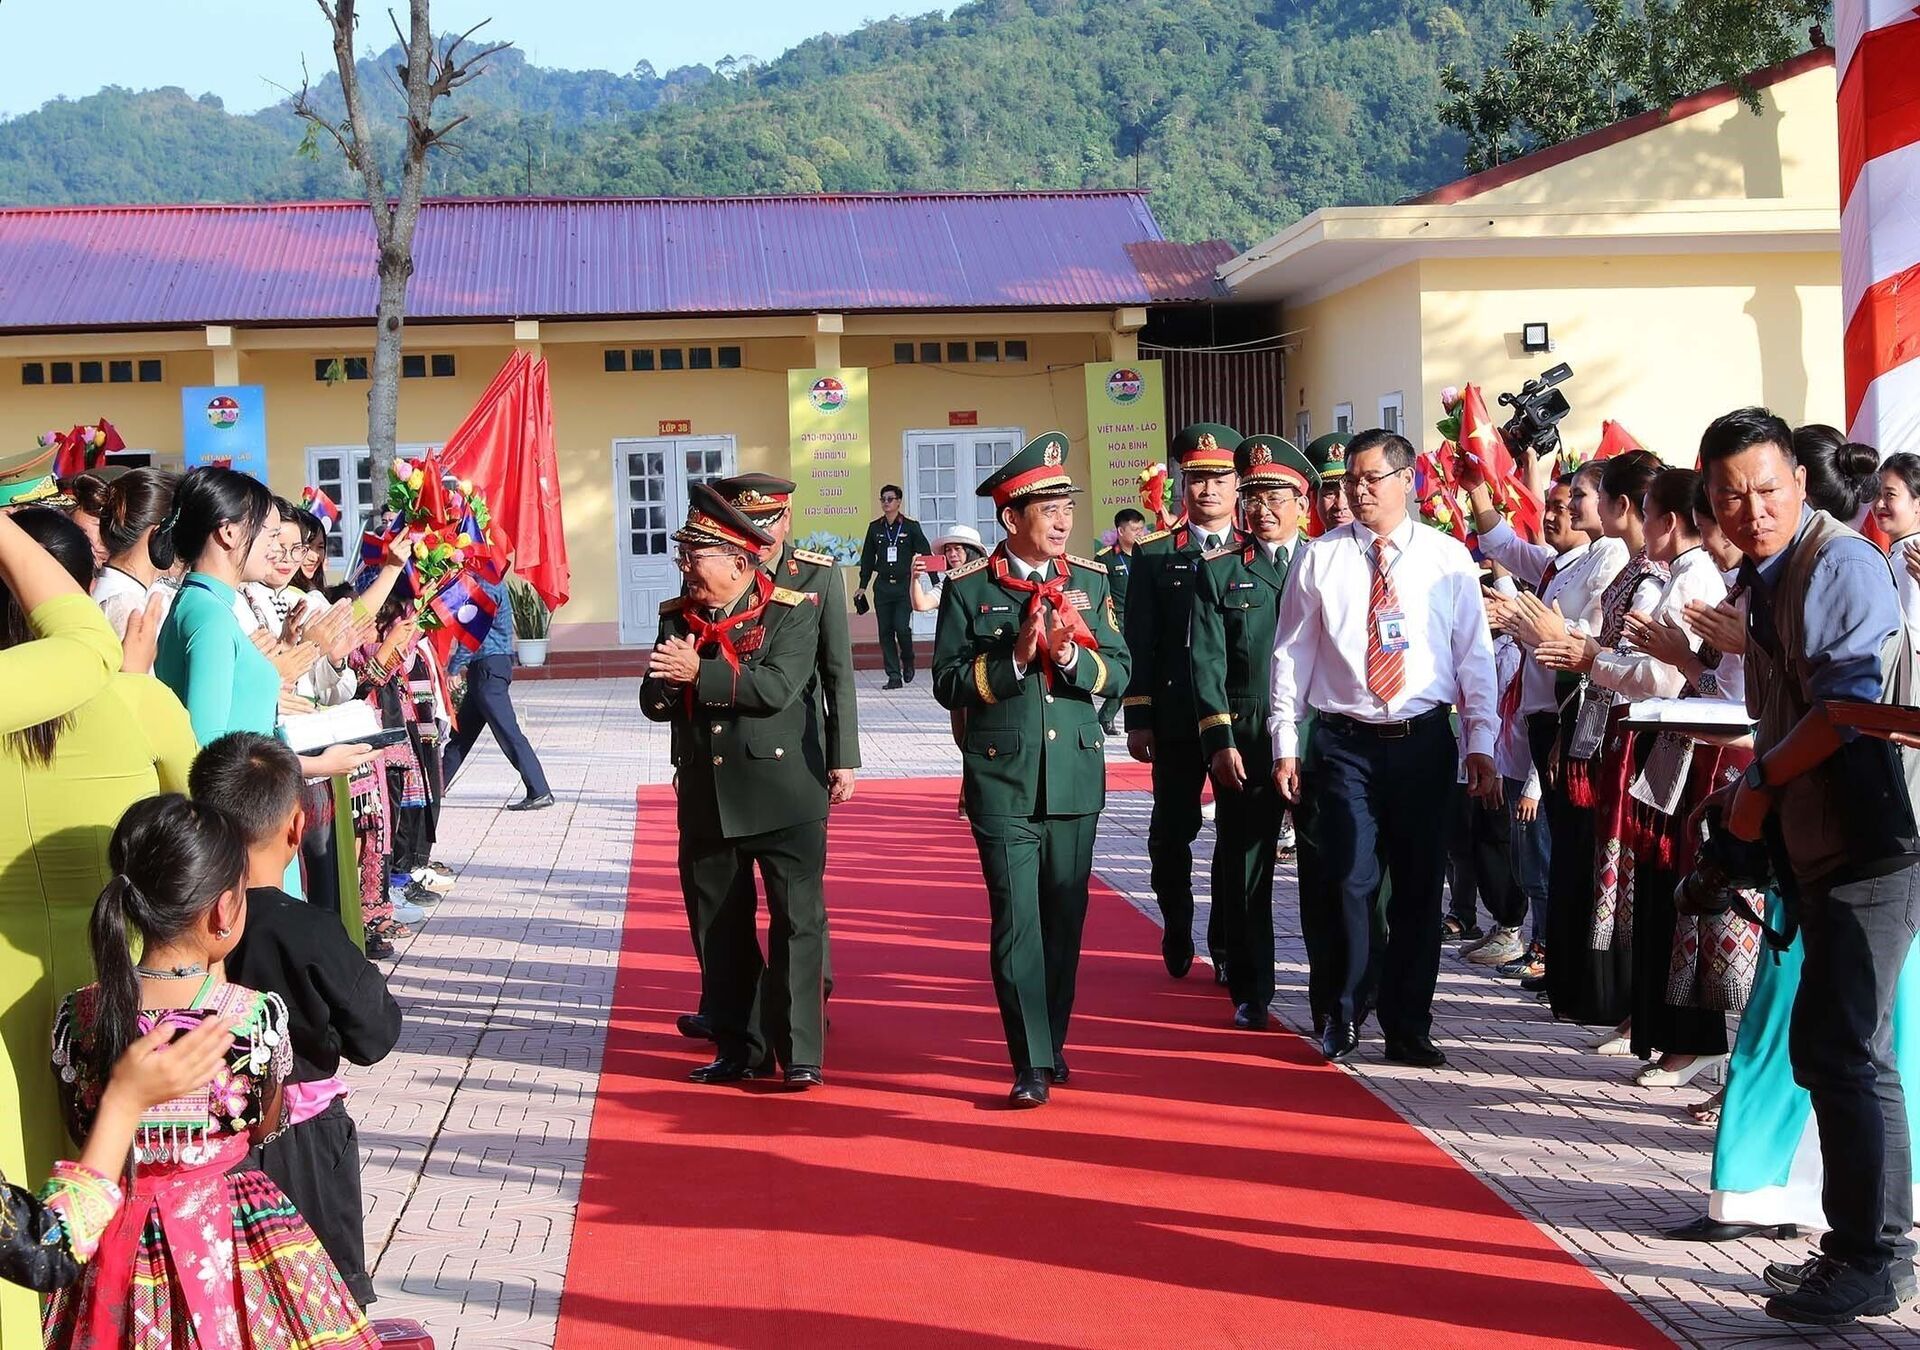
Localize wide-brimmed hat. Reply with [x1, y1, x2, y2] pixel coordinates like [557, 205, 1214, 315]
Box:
[933, 523, 986, 555]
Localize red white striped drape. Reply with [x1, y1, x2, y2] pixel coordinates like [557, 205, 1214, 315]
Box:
[1838, 2, 1920, 450]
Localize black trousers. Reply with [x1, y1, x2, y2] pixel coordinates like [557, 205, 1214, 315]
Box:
[1296, 778, 1387, 1025]
[1629, 860, 1727, 1060]
[443, 653, 550, 797]
[250, 1098, 373, 1307]
[1149, 733, 1219, 956]
[300, 778, 342, 920]
[1531, 711, 1630, 1027]
[1447, 782, 1526, 929]
[1308, 711, 1455, 1039]
[681, 818, 829, 1069]
[875, 586, 915, 680]
[1791, 862, 1920, 1272]
[1211, 753, 1279, 1010]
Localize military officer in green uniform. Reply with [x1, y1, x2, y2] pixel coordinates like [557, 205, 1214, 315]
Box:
[640, 484, 830, 1090]
[932, 431, 1130, 1108]
[1190, 436, 1316, 1030]
[1122, 423, 1246, 982]
[674, 472, 862, 1042]
[1093, 507, 1147, 734]
[1306, 431, 1355, 534]
[856, 484, 932, 688]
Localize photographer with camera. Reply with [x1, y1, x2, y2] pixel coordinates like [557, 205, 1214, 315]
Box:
[1700, 407, 1920, 1326]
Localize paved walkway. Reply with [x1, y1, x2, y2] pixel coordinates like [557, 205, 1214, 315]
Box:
[353, 676, 1920, 1348]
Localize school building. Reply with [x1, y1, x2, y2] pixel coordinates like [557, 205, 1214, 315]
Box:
[1220, 47, 1845, 461]
[0, 191, 1229, 655]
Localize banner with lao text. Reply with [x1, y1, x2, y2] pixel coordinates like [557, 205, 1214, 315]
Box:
[1084, 360, 1167, 524]
[787, 367, 871, 562]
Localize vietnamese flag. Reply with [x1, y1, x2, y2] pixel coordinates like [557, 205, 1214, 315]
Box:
[441, 351, 570, 611]
[1460, 384, 1543, 541]
[1594, 420, 1643, 461]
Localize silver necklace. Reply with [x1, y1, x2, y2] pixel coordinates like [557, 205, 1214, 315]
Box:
[135, 962, 207, 979]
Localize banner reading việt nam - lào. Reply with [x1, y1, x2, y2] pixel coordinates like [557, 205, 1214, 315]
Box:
[1084, 360, 1168, 522]
[787, 368, 871, 563]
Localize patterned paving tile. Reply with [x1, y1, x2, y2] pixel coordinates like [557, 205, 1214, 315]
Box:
[354, 675, 1918, 1348]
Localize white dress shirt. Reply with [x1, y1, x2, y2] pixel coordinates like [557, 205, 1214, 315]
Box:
[1590, 546, 1727, 701]
[1477, 522, 1628, 716]
[1701, 566, 1748, 704]
[1893, 535, 1920, 664]
[91, 565, 172, 640]
[1493, 632, 1542, 798]
[233, 583, 359, 707]
[1268, 516, 1500, 759]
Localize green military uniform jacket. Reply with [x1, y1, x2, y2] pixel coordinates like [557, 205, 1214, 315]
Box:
[1190, 536, 1305, 765]
[931, 549, 1131, 818]
[771, 541, 860, 770]
[1121, 520, 1245, 738]
[857, 514, 931, 593]
[639, 583, 828, 839]
[1093, 544, 1135, 625]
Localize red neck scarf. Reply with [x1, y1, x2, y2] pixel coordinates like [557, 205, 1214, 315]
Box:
[992, 551, 1097, 685]
[682, 572, 774, 672]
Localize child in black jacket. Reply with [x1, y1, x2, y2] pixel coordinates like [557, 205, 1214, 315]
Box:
[191, 732, 404, 1308]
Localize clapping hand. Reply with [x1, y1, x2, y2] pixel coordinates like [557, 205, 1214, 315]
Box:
[1622, 609, 1693, 669]
[121, 591, 164, 674]
[299, 601, 358, 663]
[271, 641, 321, 686]
[1482, 587, 1522, 636]
[1683, 598, 1746, 657]
[1535, 631, 1599, 674]
[1013, 603, 1047, 668]
[647, 634, 700, 684]
[1509, 592, 1570, 648]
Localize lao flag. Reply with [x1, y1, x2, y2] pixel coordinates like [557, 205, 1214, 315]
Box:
[301, 486, 342, 533]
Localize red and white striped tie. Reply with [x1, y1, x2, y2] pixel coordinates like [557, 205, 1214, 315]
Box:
[1366, 537, 1405, 705]
[1838, 2, 1920, 448]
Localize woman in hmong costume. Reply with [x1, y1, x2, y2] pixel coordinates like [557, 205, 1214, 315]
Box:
[42, 795, 376, 1350]
[1535, 450, 1667, 1033]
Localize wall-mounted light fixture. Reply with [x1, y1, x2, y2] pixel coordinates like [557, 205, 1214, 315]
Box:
[1522, 321, 1552, 353]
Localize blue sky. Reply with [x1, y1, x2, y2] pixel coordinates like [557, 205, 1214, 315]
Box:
[0, 1, 913, 117]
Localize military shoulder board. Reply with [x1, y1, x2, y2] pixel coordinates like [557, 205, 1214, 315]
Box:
[1202, 544, 1237, 561]
[1065, 553, 1107, 574]
[792, 548, 837, 566]
[659, 596, 688, 614]
[770, 587, 812, 606]
[948, 557, 990, 580]
[1137, 528, 1171, 545]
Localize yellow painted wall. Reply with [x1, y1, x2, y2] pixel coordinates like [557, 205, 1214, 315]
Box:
[1415, 252, 1843, 461]
[1467, 62, 1837, 209]
[1282, 263, 1425, 447]
[1, 324, 1120, 648]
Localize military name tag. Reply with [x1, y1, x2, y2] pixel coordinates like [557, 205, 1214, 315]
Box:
[1064, 590, 1091, 611]
[1229, 580, 1257, 591]
[980, 603, 1012, 613]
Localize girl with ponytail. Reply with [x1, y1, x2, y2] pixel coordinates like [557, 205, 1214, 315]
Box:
[43, 795, 379, 1350]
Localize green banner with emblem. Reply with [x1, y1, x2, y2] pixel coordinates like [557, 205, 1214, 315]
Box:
[787, 367, 871, 563]
[1084, 360, 1168, 522]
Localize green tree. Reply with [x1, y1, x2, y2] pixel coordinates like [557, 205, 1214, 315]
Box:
[1439, 0, 1830, 173]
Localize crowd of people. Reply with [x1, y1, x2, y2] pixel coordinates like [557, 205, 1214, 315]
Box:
[0, 457, 538, 1346]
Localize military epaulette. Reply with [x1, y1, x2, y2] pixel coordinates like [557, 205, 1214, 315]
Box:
[1202, 544, 1237, 561]
[659, 596, 688, 615]
[948, 556, 990, 580]
[1066, 553, 1107, 574]
[770, 586, 808, 606]
[791, 548, 836, 567]
[1094, 545, 1114, 558]
[1137, 528, 1171, 545]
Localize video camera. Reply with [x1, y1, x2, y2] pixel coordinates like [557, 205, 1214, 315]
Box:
[1674, 801, 1775, 925]
[1497, 362, 1574, 460]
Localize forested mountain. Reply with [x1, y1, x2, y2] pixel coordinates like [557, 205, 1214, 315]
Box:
[0, 1, 1810, 245]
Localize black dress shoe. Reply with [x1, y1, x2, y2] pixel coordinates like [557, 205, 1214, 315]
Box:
[1665, 1215, 1798, 1243]
[506, 791, 555, 811]
[1211, 949, 1231, 986]
[1052, 1056, 1069, 1085]
[1101, 719, 1119, 736]
[688, 1055, 766, 1084]
[364, 933, 396, 960]
[882, 676, 904, 690]
[1312, 1010, 1329, 1040]
[1520, 971, 1550, 994]
[783, 1065, 824, 1090]
[1321, 1020, 1358, 1062]
[1233, 1003, 1269, 1031]
[1384, 1035, 1448, 1069]
[903, 668, 916, 683]
[676, 1013, 715, 1041]
[1009, 1069, 1051, 1107]
[1161, 932, 1194, 979]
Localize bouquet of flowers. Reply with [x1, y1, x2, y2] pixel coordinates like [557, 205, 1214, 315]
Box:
[360, 451, 506, 647]
[45, 420, 125, 479]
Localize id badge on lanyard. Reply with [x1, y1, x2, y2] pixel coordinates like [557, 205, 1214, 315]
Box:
[1376, 609, 1409, 654]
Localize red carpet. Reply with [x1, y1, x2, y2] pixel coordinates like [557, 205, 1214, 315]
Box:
[555, 779, 1664, 1350]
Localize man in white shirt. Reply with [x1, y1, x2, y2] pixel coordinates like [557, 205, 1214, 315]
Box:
[1269, 429, 1500, 1067]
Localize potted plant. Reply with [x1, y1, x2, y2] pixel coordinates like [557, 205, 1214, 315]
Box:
[507, 576, 551, 668]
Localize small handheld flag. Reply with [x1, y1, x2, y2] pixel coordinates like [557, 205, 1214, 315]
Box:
[301, 485, 342, 533]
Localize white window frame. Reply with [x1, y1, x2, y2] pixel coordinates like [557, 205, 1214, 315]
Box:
[1378, 392, 1404, 436]
[1333, 403, 1354, 436]
[1294, 411, 1311, 449]
[304, 443, 433, 565]
[902, 426, 1022, 636]
[612, 435, 737, 644]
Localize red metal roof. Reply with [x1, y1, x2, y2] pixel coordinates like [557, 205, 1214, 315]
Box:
[1125, 239, 1235, 301]
[0, 192, 1174, 332]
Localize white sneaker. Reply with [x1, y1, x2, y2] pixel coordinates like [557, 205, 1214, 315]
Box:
[1466, 926, 1525, 966]
[1277, 819, 1297, 853]
[412, 866, 456, 896]
[1200, 799, 1216, 822]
